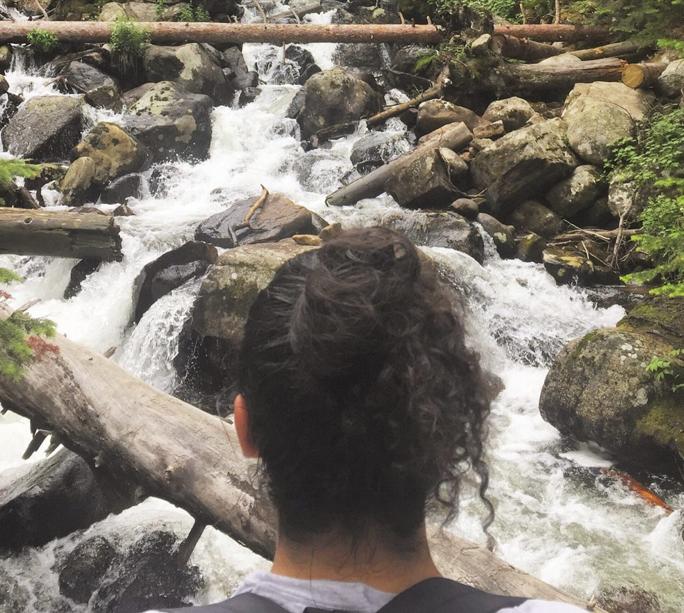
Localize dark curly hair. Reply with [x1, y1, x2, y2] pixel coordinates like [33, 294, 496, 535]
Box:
[238, 227, 494, 543]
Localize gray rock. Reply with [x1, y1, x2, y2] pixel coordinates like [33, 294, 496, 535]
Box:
[60, 156, 99, 206]
[482, 96, 536, 132]
[123, 81, 213, 161]
[545, 164, 603, 218]
[387, 45, 441, 91]
[223, 46, 257, 91]
[60, 61, 121, 110]
[450, 197, 479, 220]
[292, 67, 383, 139]
[195, 192, 320, 248]
[59, 536, 118, 603]
[656, 59, 684, 98]
[283, 45, 320, 86]
[64, 258, 101, 299]
[416, 99, 481, 135]
[515, 232, 546, 263]
[350, 131, 409, 174]
[99, 1, 164, 20]
[562, 82, 653, 165]
[476, 212, 515, 258]
[132, 241, 218, 323]
[333, 43, 385, 72]
[143, 43, 232, 104]
[100, 173, 144, 204]
[470, 118, 578, 214]
[0, 45, 12, 72]
[537, 53, 583, 67]
[506, 200, 562, 239]
[0, 449, 134, 551]
[1, 95, 85, 161]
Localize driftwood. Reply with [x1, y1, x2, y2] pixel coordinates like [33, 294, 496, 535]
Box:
[490, 33, 564, 61]
[326, 122, 472, 207]
[0, 209, 123, 261]
[571, 40, 652, 61]
[622, 62, 667, 89]
[0, 302, 594, 608]
[494, 24, 610, 43]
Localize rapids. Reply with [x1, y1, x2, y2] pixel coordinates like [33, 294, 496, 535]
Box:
[0, 11, 682, 611]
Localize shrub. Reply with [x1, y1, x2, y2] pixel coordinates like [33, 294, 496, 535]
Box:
[177, 3, 210, 21]
[26, 29, 59, 55]
[0, 158, 42, 206]
[109, 18, 151, 78]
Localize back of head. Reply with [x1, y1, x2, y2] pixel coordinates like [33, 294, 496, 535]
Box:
[238, 227, 492, 544]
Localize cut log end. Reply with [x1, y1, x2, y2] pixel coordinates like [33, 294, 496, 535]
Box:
[622, 63, 667, 89]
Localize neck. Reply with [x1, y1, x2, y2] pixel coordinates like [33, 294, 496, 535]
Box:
[270, 523, 441, 594]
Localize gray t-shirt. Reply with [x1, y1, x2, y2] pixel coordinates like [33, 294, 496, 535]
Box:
[231, 570, 588, 613]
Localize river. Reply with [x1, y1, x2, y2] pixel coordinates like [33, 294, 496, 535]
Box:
[0, 6, 682, 611]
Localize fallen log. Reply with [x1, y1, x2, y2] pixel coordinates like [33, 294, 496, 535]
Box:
[570, 40, 652, 61]
[0, 302, 594, 607]
[490, 33, 564, 61]
[326, 122, 472, 207]
[0, 209, 123, 262]
[622, 62, 667, 89]
[494, 24, 611, 43]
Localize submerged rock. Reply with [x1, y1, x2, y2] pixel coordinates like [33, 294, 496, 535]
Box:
[540, 298, 684, 478]
[59, 536, 119, 603]
[100, 173, 144, 204]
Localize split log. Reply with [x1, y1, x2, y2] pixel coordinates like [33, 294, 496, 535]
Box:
[326, 122, 472, 207]
[491, 33, 564, 61]
[0, 21, 444, 45]
[493, 24, 611, 43]
[622, 62, 667, 89]
[0, 209, 123, 262]
[0, 302, 595, 608]
[570, 40, 652, 61]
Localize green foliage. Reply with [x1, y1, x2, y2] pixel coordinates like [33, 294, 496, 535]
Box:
[426, 0, 518, 20]
[155, 0, 167, 17]
[647, 349, 684, 394]
[177, 3, 210, 21]
[26, 29, 59, 54]
[109, 18, 150, 78]
[0, 158, 42, 206]
[607, 108, 684, 297]
[0, 269, 21, 284]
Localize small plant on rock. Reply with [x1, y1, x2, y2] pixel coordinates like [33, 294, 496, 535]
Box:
[0, 158, 42, 206]
[177, 3, 210, 22]
[647, 349, 684, 394]
[109, 18, 151, 80]
[26, 29, 59, 55]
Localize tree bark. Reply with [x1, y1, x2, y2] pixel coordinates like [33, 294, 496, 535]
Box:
[491, 33, 564, 61]
[494, 24, 610, 42]
[622, 62, 667, 89]
[326, 122, 472, 207]
[570, 40, 652, 61]
[0, 302, 596, 608]
[0, 209, 123, 262]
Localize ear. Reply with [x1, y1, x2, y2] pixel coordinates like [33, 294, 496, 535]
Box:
[234, 394, 259, 459]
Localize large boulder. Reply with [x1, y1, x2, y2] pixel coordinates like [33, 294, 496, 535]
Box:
[223, 46, 258, 91]
[545, 164, 603, 219]
[562, 82, 653, 165]
[123, 81, 213, 161]
[470, 118, 578, 215]
[195, 192, 322, 248]
[291, 67, 383, 139]
[60, 60, 121, 110]
[142, 44, 232, 104]
[482, 97, 536, 132]
[0, 449, 134, 551]
[132, 241, 218, 323]
[176, 242, 313, 397]
[656, 59, 684, 98]
[540, 298, 684, 477]
[1, 96, 85, 161]
[415, 99, 481, 135]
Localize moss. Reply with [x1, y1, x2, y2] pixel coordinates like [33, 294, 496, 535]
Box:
[635, 393, 684, 454]
[568, 328, 605, 361]
[618, 297, 684, 346]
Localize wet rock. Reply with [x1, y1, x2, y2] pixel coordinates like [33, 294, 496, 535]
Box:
[73, 122, 149, 186]
[595, 585, 662, 613]
[515, 232, 546, 263]
[350, 131, 409, 174]
[545, 164, 603, 218]
[450, 197, 479, 220]
[540, 298, 684, 477]
[292, 67, 383, 140]
[132, 241, 218, 323]
[470, 118, 578, 215]
[387, 45, 440, 91]
[482, 96, 536, 132]
[0, 449, 134, 551]
[562, 82, 653, 165]
[284, 45, 321, 85]
[223, 46, 258, 91]
[0, 91, 23, 131]
[239, 86, 261, 106]
[2, 95, 85, 161]
[386, 148, 460, 209]
[542, 245, 618, 286]
[60, 61, 122, 110]
[58, 536, 118, 603]
[64, 258, 101, 299]
[123, 81, 213, 161]
[100, 173, 144, 204]
[113, 203, 135, 216]
[0, 568, 30, 611]
[0, 45, 12, 72]
[476, 212, 515, 258]
[60, 156, 99, 206]
[195, 192, 321, 248]
[416, 99, 481, 135]
[381, 210, 484, 263]
[506, 200, 562, 239]
[656, 59, 684, 98]
[143, 44, 232, 104]
[90, 530, 203, 612]
[333, 43, 385, 72]
[177, 241, 313, 395]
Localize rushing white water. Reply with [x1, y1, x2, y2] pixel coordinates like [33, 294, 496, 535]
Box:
[1, 16, 683, 612]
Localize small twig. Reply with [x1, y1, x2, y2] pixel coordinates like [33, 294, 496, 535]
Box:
[33, 0, 49, 20]
[398, 11, 405, 25]
[252, 0, 268, 23]
[289, 6, 301, 24]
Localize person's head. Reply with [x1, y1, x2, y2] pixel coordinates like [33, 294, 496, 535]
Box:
[236, 227, 493, 548]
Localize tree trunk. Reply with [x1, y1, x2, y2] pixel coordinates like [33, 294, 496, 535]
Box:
[0, 209, 123, 262]
[0, 302, 596, 608]
[326, 122, 472, 207]
[570, 40, 652, 61]
[494, 24, 610, 42]
[622, 62, 667, 89]
[490, 33, 564, 61]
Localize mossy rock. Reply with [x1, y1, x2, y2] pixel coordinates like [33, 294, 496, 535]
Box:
[618, 297, 684, 347]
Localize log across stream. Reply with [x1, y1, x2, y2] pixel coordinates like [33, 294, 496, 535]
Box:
[0, 14, 683, 613]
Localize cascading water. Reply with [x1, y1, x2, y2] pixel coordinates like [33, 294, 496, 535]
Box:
[0, 11, 682, 612]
